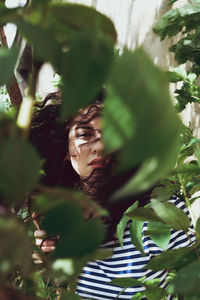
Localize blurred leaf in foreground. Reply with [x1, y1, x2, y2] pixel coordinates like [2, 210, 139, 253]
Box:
[61, 30, 113, 119]
[0, 215, 32, 279]
[169, 259, 200, 296]
[48, 3, 117, 44]
[41, 201, 105, 257]
[0, 47, 19, 86]
[15, 20, 60, 68]
[0, 138, 40, 206]
[104, 48, 181, 200]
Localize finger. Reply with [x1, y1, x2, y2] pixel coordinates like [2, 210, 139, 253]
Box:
[32, 252, 43, 264]
[34, 229, 47, 238]
[41, 239, 57, 253]
[40, 245, 56, 253]
[35, 238, 56, 248]
[32, 212, 41, 230]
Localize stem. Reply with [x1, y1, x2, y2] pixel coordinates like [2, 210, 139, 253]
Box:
[184, 195, 197, 228]
[116, 287, 127, 299]
[178, 175, 197, 228]
[178, 175, 200, 259]
[16, 96, 34, 139]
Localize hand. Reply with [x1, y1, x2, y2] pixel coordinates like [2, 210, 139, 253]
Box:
[34, 229, 57, 253]
[32, 212, 57, 254]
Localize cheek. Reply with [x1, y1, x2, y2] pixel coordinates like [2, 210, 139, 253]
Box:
[70, 156, 80, 175]
[68, 142, 76, 157]
[69, 143, 91, 177]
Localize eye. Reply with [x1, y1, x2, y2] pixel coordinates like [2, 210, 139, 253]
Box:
[77, 132, 93, 138]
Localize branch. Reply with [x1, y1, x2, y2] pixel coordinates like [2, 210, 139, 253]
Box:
[0, 21, 22, 107]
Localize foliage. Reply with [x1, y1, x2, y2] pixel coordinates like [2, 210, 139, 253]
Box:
[154, 2, 200, 112]
[104, 48, 181, 200]
[109, 1, 200, 299]
[0, 0, 200, 299]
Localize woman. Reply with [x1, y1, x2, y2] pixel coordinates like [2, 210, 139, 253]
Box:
[31, 91, 194, 300]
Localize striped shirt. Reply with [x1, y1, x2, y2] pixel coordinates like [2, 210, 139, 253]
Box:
[76, 197, 195, 299]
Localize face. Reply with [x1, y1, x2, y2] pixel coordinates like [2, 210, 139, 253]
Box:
[68, 113, 105, 178]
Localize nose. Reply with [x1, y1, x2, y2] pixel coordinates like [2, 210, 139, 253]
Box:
[92, 137, 104, 155]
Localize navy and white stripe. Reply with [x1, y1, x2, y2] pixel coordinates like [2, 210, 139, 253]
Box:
[76, 197, 195, 299]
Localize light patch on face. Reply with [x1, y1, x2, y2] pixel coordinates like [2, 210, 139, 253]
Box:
[68, 117, 104, 178]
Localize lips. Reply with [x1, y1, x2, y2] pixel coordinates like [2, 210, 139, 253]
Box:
[88, 158, 105, 168]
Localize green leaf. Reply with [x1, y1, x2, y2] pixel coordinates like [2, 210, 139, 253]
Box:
[131, 292, 144, 299]
[130, 220, 145, 256]
[172, 164, 200, 175]
[33, 272, 46, 289]
[52, 258, 74, 276]
[0, 137, 40, 205]
[24, 2, 116, 60]
[0, 215, 32, 278]
[0, 3, 18, 26]
[171, 260, 200, 296]
[61, 30, 113, 119]
[55, 218, 105, 257]
[103, 86, 136, 152]
[111, 143, 179, 200]
[42, 201, 105, 257]
[42, 202, 82, 236]
[188, 138, 200, 147]
[33, 193, 67, 214]
[195, 148, 200, 166]
[106, 48, 180, 166]
[151, 199, 190, 230]
[104, 48, 181, 200]
[154, 4, 200, 40]
[116, 201, 138, 247]
[146, 247, 192, 271]
[144, 278, 161, 287]
[126, 207, 163, 223]
[108, 277, 143, 288]
[15, 20, 60, 68]
[34, 190, 108, 219]
[48, 3, 117, 44]
[151, 185, 177, 201]
[29, 0, 51, 6]
[0, 47, 19, 86]
[166, 70, 184, 83]
[146, 222, 171, 250]
[143, 286, 167, 300]
[169, 34, 200, 65]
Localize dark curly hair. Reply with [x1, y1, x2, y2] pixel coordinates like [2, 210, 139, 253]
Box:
[30, 90, 150, 241]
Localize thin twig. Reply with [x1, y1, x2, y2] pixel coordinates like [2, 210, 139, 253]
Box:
[0, 26, 7, 46]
